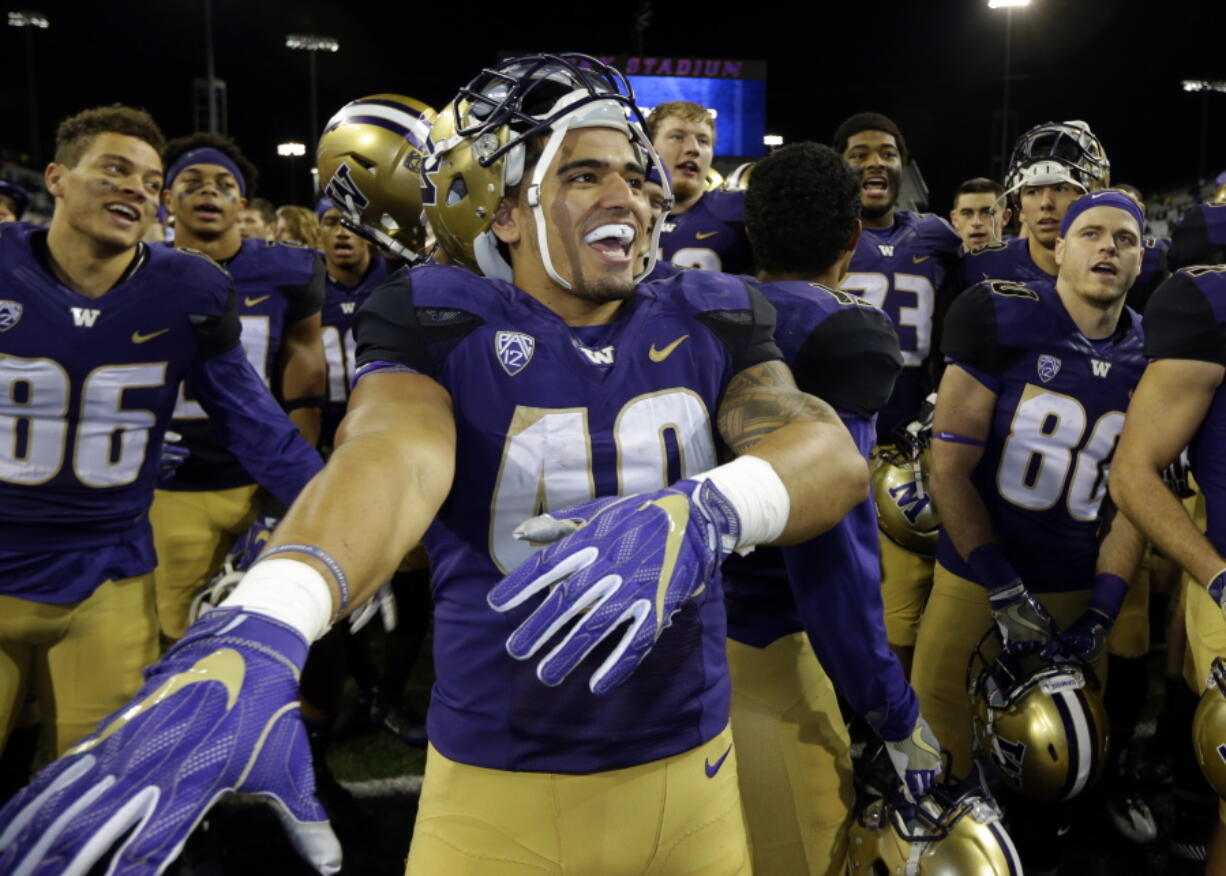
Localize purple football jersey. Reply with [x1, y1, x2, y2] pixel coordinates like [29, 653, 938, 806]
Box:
[320, 257, 390, 447]
[722, 280, 917, 739]
[1143, 267, 1226, 554]
[0, 225, 236, 599]
[841, 210, 962, 441]
[937, 281, 1146, 592]
[1170, 204, 1226, 270]
[659, 189, 753, 275]
[353, 264, 780, 773]
[167, 239, 324, 490]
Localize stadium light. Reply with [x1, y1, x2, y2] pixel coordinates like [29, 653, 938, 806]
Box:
[989, 0, 1031, 179]
[8, 10, 48, 162]
[286, 33, 339, 154]
[277, 142, 306, 157]
[1183, 80, 1226, 93]
[763, 134, 784, 148]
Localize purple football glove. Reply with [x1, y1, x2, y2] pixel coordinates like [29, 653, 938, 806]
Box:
[0, 608, 340, 876]
[231, 514, 280, 573]
[488, 478, 741, 695]
[157, 430, 190, 485]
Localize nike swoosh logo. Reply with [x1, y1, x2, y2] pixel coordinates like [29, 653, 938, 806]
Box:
[67, 649, 246, 755]
[648, 334, 689, 363]
[244, 295, 271, 307]
[705, 744, 733, 778]
[695, 231, 719, 240]
[131, 328, 170, 344]
[643, 492, 690, 627]
[912, 255, 930, 264]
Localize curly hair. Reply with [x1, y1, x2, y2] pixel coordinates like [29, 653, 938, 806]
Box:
[745, 142, 861, 275]
[275, 205, 319, 248]
[54, 104, 165, 167]
[162, 132, 260, 195]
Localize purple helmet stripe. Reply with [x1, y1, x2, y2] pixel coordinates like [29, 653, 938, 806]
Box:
[987, 821, 1023, 876]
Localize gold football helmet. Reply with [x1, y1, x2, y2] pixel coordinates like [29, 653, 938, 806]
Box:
[722, 161, 756, 192]
[1193, 656, 1226, 798]
[847, 776, 1023, 875]
[872, 395, 940, 555]
[421, 53, 671, 282]
[1004, 120, 1110, 205]
[316, 94, 437, 261]
[968, 638, 1109, 802]
[705, 166, 724, 192]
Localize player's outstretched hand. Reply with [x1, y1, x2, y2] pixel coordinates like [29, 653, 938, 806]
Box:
[0, 608, 341, 876]
[883, 715, 943, 802]
[488, 479, 741, 695]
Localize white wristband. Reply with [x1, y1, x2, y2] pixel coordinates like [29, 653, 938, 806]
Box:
[693, 455, 790, 552]
[220, 558, 334, 643]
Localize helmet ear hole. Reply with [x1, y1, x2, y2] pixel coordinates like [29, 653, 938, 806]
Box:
[1046, 743, 1059, 761]
[447, 178, 468, 207]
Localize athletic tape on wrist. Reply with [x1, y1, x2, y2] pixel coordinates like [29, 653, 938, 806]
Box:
[260, 543, 351, 618]
[692, 455, 790, 552]
[220, 558, 333, 643]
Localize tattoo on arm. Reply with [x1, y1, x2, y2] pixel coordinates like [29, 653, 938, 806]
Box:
[717, 360, 842, 454]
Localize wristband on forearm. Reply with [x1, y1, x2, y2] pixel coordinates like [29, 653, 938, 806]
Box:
[283, 395, 327, 412]
[967, 543, 1022, 594]
[1088, 573, 1129, 622]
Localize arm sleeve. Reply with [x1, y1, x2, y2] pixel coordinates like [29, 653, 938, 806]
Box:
[1169, 207, 1226, 271]
[781, 414, 919, 741]
[188, 345, 324, 508]
[939, 282, 1008, 374]
[189, 288, 243, 361]
[790, 306, 903, 418]
[284, 254, 326, 324]
[693, 280, 783, 373]
[1143, 271, 1226, 364]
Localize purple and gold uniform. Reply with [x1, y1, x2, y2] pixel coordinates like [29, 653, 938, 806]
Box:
[841, 209, 961, 441]
[151, 238, 324, 638]
[356, 264, 778, 873]
[723, 280, 910, 874]
[0, 223, 313, 753]
[1125, 235, 1171, 312]
[659, 188, 753, 275]
[320, 256, 390, 448]
[1169, 203, 1226, 270]
[1142, 267, 1226, 709]
[912, 280, 1146, 777]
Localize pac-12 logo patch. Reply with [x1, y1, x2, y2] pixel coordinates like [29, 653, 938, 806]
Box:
[495, 331, 535, 376]
[0, 300, 22, 332]
[1036, 354, 1062, 383]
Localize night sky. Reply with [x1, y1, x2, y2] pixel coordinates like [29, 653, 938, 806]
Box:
[1, 0, 1222, 209]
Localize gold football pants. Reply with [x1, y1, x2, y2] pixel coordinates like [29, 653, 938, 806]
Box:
[0, 574, 158, 755]
[728, 633, 852, 876]
[879, 532, 935, 649]
[406, 725, 750, 875]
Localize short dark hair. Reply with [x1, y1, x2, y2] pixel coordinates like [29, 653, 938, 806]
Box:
[832, 112, 908, 163]
[246, 197, 276, 225]
[745, 142, 860, 275]
[54, 104, 165, 167]
[162, 132, 260, 195]
[953, 177, 1005, 207]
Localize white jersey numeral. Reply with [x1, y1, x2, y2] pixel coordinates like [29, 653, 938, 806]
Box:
[841, 271, 935, 365]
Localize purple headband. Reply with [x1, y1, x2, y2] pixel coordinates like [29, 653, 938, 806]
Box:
[1059, 190, 1145, 238]
[315, 196, 336, 218]
[165, 147, 247, 196]
[646, 163, 672, 189]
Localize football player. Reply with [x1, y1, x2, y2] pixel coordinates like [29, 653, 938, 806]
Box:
[832, 111, 963, 677]
[0, 106, 321, 770]
[648, 100, 753, 274]
[949, 177, 1011, 252]
[1168, 176, 1226, 269]
[915, 191, 1148, 871]
[237, 196, 277, 242]
[0, 54, 871, 875]
[0, 181, 29, 224]
[725, 140, 941, 874]
[1110, 264, 1226, 872]
[150, 133, 327, 641]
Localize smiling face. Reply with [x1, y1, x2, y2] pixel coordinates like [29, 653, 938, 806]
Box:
[497, 126, 652, 310]
[1055, 204, 1143, 306]
[652, 113, 714, 209]
[843, 129, 903, 224]
[45, 132, 163, 252]
[165, 162, 244, 240]
[1018, 181, 1082, 249]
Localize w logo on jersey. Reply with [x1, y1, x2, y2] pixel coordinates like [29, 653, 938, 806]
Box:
[0, 300, 22, 332]
[340, 302, 356, 315]
[1036, 354, 1062, 383]
[324, 163, 370, 216]
[495, 331, 535, 376]
[887, 480, 932, 525]
[578, 345, 615, 366]
[877, 244, 895, 257]
[1090, 359, 1112, 378]
[71, 307, 101, 328]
